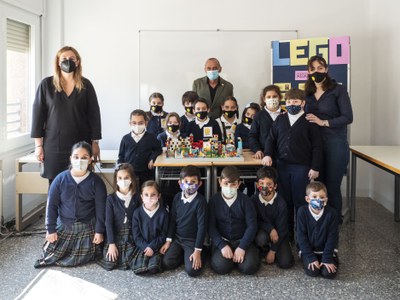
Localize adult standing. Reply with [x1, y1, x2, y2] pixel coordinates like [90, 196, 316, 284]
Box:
[31, 46, 102, 183]
[192, 58, 234, 120]
[304, 55, 353, 222]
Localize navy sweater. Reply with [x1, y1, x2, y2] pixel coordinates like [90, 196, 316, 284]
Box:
[250, 193, 288, 252]
[264, 114, 323, 171]
[305, 83, 353, 138]
[146, 111, 168, 136]
[209, 192, 257, 251]
[46, 170, 106, 234]
[167, 192, 208, 249]
[105, 193, 140, 244]
[180, 114, 194, 132]
[117, 132, 162, 172]
[132, 205, 169, 252]
[248, 109, 281, 153]
[234, 123, 250, 149]
[184, 118, 222, 142]
[296, 205, 339, 264]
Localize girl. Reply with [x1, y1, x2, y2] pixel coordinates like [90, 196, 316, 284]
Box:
[216, 96, 240, 142]
[234, 102, 261, 149]
[157, 112, 182, 147]
[147, 92, 169, 135]
[34, 141, 106, 268]
[248, 85, 283, 159]
[131, 181, 169, 274]
[98, 163, 140, 270]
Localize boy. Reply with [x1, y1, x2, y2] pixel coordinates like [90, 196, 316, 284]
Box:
[160, 165, 208, 277]
[262, 88, 322, 241]
[147, 92, 168, 135]
[180, 91, 198, 131]
[185, 98, 222, 142]
[209, 166, 259, 275]
[297, 181, 339, 279]
[117, 109, 162, 188]
[250, 166, 294, 269]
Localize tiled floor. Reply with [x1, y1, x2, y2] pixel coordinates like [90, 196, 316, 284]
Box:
[1, 197, 400, 300]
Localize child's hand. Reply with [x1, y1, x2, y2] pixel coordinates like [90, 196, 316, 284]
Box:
[233, 247, 246, 263]
[45, 232, 58, 243]
[189, 249, 202, 270]
[265, 250, 276, 264]
[106, 243, 118, 262]
[148, 160, 154, 170]
[269, 229, 279, 243]
[144, 247, 154, 257]
[253, 151, 264, 160]
[308, 169, 319, 181]
[262, 156, 273, 166]
[221, 245, 234, 259]
[92, 142, 100, 162]
[308, 260, 320, 271]
[160, 241, 171, 254]
[320, 262, 337, 273]
[93, 233, 104, 244]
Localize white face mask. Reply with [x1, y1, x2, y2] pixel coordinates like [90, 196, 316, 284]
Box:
[221, 186, 238, 199]
[131, 125, 146, 135]
[117, 180, 131, 190]
[71, 159, 89, 172]
[265, 98, 280, 110]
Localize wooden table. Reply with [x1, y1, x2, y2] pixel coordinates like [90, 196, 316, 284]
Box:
[350, 146, 400, 222]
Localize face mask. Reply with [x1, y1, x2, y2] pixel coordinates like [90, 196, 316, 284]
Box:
[207, 70, 219, 81]
[310, 198, 325, 211]
[266, 98, 280, 110]
[221, 186, 238, 198]
[223, 110, 237, 119]
[131, 125, 146, 135]
[142, 196, 158, 207]
[258, 186, 274, 197]
[71, 159, 89, 172]
[196, 111, 208, 120]
[167, 124, 180, 133]
[60, 59, 77, 73]
[243, 117, 253, 125]
[185, 106, 194, 115]
[180, 182, 199, 196]
[286, 105, 302, 115]
[151, 105, 163, 113]
[117, 180, 131, 190]
[309, 72, 327, 83]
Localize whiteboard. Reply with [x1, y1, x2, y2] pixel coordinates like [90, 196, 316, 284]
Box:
[139, 30, 298, 114]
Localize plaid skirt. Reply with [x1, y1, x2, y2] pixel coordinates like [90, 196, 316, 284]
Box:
[35, 219, 100, 268]
[97, 224, 137, 271]
[131, 250, 163, 275]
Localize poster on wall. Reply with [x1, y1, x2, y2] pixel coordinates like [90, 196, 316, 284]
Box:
[271, 36, 350, 107]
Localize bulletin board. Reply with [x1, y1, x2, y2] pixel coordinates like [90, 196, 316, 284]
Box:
[271, 36, 350, 105]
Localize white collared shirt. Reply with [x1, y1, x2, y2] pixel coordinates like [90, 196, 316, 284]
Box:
[185, 113, 195, 122]
[131, 130, 146, 143]
[71, 170, 90, 184]
[116, 191, 133, 208]
[265, 106, 281, 121]
[243, 123, 251, 130]
[258, 192, 278, 206]
[309, 205, 324, 221]
[222, 193, 237, 207]
[150, 110, 164, 117]
[143, 203, 160, 218]
[288, 111, 304, 126]
[181, 191, 198, 204]
[166, 130, 180, 140]
[195, 117, 210, 129]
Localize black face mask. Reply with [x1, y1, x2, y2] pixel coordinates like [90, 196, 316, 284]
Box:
[243, 117, 253, 125]
[185, 106, 194, 114]
[60, 59, 77, 73]
[196, 111, 208, 120]
[309, 72, 327, 83]
[223, 110, 237, 119]
[167, 124, 180, 133]
[151, 105, 163, 113]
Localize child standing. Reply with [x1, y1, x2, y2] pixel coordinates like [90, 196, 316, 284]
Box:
[34, 141, 106, 268]
[185, 98, 222, 142]
[248, 85, 283, 159]
[146, 92, 169, 135]
[297, 181, 339, 279]
[157, 112, 182, 147]
[262, 88, 322, 242]
[160, 165, 208, 277]
[118, 109, 162, 188]
[98, 163, 140, 270]
[234, 102, 260, 150]
[215, 96, 240, 142]
[209, 166, 260, 275]
[180, 91, 198, 130]
[250, 166, 294, 269]
[131, 181, 169, 274]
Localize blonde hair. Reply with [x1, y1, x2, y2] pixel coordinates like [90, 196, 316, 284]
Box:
[53, 46, 84, 93]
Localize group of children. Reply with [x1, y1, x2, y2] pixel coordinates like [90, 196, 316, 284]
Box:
[35, 85, 340, 279]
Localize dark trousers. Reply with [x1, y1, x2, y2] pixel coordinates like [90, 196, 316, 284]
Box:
[301, 253, 339, 279]
[255, 229, 294, 269]
[210, 241, 260, 275]
[135, 170, 155, 190]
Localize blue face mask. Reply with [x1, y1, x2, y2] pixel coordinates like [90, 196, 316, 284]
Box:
[207, 70, 219, 81]
[310, 198, 324, 211]
[286, 105, 302, 115]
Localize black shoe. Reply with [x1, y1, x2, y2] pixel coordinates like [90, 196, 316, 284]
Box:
[34, 259, 47, 269]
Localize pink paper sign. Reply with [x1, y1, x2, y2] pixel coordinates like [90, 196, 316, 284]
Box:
[295, 71, 308, 81]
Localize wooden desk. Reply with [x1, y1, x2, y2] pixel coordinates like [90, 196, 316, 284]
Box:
[350, 146, 400, 222]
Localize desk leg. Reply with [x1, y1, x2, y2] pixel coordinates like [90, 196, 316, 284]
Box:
[206, 167, 211, 202]
[155, 166, 159, 184]
[16, 193, 23, 232]
[350, 153, 357, 222]
[395, 174, 399, 222]
[212, 166, 218, 196]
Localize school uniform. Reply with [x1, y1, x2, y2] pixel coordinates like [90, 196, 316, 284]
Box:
[156, 131, 181, 148]
[147, 111, 168, 136]
[162, 191, 208, 277]
[264, 112, 322, 239]
[117, 131, 162, 187]
[208, 191, 260, 275]
[180, 114, 195, 132]
[97, 192, 140, 270]
[296, 205, 339, 279]
[185, 118, 222, 142]
[216, 115, 239, 141]
[250, 193, 294, 269]
[34, 170, 106, 268]
[131, 204, 169, 274]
